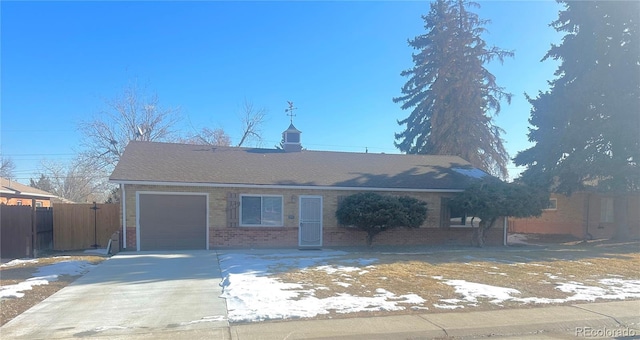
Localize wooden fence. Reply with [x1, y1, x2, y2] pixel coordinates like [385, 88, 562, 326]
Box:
[1, 206, 53, 259]
[1, 205, 33, 258]
[36, 207, 54, 250]
[53, 204, 120, 251]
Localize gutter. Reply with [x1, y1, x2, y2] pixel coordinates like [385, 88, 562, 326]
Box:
[503, 216, 508, 246]
[108, 179, 465, 193]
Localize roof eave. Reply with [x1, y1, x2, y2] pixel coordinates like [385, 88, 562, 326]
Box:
[109, 179, 465, 193]
[0, 190, 56, 198]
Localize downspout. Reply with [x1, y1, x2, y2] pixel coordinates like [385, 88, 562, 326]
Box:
[584, 193, 591, 241]
[503, 216, 508, 246]
[121, 183, 126, 249]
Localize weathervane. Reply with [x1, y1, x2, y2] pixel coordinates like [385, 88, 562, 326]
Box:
[285, 101, 297, 124]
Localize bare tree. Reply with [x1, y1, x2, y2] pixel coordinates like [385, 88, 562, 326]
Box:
[236, 100, 267, 147]
[78, 81, 182, 170]
[186, 100, 267, 147]
[179, 127, 232, 146]
[37, 159, 110, 203]
[0, 157, 16, 179]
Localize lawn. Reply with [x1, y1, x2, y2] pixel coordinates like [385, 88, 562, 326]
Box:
[218, 239, 640, 323]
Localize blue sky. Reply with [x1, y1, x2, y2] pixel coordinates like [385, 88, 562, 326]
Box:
[1, 1, 562, 183]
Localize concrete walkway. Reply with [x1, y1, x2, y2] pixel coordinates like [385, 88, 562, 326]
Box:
[0, 251, 230, 340]
[229, 300, 640, 339]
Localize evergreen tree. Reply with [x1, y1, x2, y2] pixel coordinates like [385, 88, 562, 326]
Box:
[514, 1, 639, 238]
[449, 177, 548, 247]
[30, 174, 54, 193]
[394, 0, 513, 178]
[336, 193, 427, 246]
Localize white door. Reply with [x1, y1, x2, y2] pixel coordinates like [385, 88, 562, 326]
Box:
[299, 196, 322, 248]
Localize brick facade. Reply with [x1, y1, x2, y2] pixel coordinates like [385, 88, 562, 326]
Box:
[121, 184, 506, 250]
[509, 192, 640, 239]
[0, 196, 51, 207]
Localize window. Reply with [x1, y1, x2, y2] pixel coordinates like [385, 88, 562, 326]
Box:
[441, 197, 480, 228]
[286, 132, 300, 143]
[17, 200, 22, 206]
[35, 201, 43, 208]
[544, 198, 557, 210]
[600, 197, 614, 223]
[240, 195, 283, 226]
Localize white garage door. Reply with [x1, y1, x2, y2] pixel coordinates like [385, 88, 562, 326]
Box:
[138, 194, 207, 250]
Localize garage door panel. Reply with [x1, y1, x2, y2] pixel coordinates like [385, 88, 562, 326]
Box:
[139, 194, 207, 250]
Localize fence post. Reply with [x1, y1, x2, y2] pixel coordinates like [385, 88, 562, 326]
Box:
[31, 199, 37, 258]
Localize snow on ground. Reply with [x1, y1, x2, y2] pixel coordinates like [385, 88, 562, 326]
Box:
[219, 250, 431, 322]
[433, 276, 640, 309]
[507, 233, 532, 245]
[1, 260, 96, 298]
[1, 259, 39, 268]
[218, 250, 640, 320]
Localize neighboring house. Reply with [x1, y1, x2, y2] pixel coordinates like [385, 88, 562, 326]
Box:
[109, 125, 502, 251]
[509, 192, 640, 240]
[0, 177, 56, 207]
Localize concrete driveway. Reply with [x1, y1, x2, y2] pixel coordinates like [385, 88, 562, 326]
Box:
[0, 251, 230, 339]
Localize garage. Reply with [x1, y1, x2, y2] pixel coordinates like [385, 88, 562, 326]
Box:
[138, 193, 208, 250]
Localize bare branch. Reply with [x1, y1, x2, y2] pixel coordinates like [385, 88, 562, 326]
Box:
[0, 157, 16, 179]
[37, 158, 111, 203]
[236, 100, 267, 147]
[78, 81, 182, 171]
[178, 127, 232, 146]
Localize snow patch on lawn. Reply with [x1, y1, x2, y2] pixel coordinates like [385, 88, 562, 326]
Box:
[1, 259, 38, 267]
[218, 250, 640, 319]
[433, 277, 640, 309]
[1, 260, 95, 298]
[218, 250, 426, 322]
[507, 233, 532, 245]
[440, 279, 520, 304]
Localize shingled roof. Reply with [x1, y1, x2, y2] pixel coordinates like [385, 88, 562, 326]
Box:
[109, 141, 487, 192]
[0, 177, 56, 198]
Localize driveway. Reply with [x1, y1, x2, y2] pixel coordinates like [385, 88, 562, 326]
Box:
[0, 251, 229, 339]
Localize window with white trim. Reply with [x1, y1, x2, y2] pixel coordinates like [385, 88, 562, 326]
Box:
[240, 195, 283, 226]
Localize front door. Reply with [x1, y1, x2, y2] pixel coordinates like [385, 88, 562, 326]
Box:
[299, 196, 322, 248]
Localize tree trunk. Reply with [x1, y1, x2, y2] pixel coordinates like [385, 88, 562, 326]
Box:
[612, 193, 629, 240]
[472, 218, 497, 248]
[472, 227, 484, 248]
[366, 232, 375, 246]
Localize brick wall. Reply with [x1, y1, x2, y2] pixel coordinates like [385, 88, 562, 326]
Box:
[509, 192, 640, 239]
[122, 184, 504, 249]
[0, 196, 51, 207]
[509, 193, 586, 238]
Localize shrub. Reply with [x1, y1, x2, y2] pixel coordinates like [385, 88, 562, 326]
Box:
[336, 192, 427, 246]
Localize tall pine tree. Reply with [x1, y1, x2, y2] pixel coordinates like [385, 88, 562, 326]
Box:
[514, 1, 639, 238]
[394, 0, 513, 178]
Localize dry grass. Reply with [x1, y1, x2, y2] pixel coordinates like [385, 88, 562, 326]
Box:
[277, 241, 640, 319]
[0, 254, 106, 326]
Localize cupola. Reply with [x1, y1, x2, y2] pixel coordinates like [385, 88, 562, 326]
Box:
[282, 101, 302, 152]
[282, 123, 302, 152]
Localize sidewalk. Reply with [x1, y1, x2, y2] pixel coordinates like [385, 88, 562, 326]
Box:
[228, 300, 640, 340]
